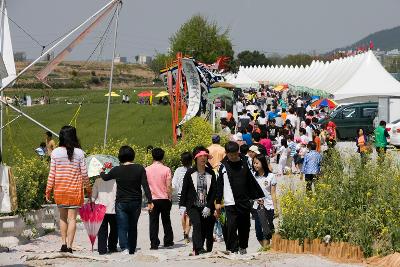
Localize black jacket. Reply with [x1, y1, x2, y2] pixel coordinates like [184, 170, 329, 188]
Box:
[179, 166, 217, 211]
[216, 156, 264, 208]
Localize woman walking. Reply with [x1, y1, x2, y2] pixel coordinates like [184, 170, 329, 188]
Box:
[45, 126, 91, 253]
[101, 146, 154, 255]
[356, 128, 369, 162]
[252, 154, 277, 250]
[172, 152, 193, 243]
[179, 146, 217, 256]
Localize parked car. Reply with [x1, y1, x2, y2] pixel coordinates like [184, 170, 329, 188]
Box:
[386, 118, 400, 148]
[319, 102, 378, 140]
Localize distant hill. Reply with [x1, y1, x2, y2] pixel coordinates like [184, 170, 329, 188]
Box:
[330, 25, 400, 53]
[14, 61, 158, 89]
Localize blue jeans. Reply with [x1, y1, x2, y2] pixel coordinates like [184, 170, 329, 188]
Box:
[214, 220, 223, 238]
[116, 201, 141, 254]
[254, 208, 274, 241]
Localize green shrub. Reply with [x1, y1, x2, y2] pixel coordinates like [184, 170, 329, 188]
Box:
[11, 149, 49, 214]
[279, 149, 400, 257]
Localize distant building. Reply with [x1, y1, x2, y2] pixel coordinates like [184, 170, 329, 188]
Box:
[114, 55, 128, 63]
[138, 55, 152, 65]
[14, 52, 26, 62]
[387, 49, 400, 56]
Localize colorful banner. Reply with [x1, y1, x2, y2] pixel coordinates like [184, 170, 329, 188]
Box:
[178, 59, 201, 126]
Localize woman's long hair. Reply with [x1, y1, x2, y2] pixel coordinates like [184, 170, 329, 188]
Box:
[59, 126, 81, 161]
[254, 154, 270, 176]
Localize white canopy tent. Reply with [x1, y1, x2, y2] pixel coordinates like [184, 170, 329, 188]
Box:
[236, 51, 400, 102]
[225, 70, 259, 89]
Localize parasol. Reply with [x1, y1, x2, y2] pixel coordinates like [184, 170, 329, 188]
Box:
[311, 98, 337, 109]
[86, 155, 119, 178]
[155, 91, 169, 98]
[137, 91, 153, 97]
[104, 92, 120, 97]
[79, 203, 107, 251]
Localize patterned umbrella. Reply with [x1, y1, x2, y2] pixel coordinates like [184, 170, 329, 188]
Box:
[311, 98, 337, 109]
[85, 155, 119, 178]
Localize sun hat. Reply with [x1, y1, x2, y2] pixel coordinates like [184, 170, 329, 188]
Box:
[248, 145, 260, 155]
[194, 150, 213, 159]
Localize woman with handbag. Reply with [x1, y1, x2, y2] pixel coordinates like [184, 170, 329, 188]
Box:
[252, 154, 277, 251]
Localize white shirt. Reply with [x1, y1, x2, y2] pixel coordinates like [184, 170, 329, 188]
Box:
[220, 166, 235, 206]
[257, 116, 267, 125]
[296, 99, 303, 108]
[172, 166, 188, 196]
[306, 125, 313, 141]
[92, 178, 117, 214]
[253, 173, 276, 210]
[236, 101, 244, 113]
[300, 135, 310, 144]
[287, 114, 298, 129]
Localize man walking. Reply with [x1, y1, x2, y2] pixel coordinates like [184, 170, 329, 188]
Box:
[302, 141, 322, 192]
[207, 135, 226, 170]
[374, 120, 389, 161]
[146, 148, 174, 249]
[215, 142, 264, 254]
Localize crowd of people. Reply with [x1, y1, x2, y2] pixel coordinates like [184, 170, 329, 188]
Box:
[44, 87, 392, 258]
[44, 125, 280, 257]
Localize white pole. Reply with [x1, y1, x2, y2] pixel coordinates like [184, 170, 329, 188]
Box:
[0, 0, 5, 153]
[0, 99, 58, 137]
[0, 0, 118, 92]
[103, 1, 121, 148]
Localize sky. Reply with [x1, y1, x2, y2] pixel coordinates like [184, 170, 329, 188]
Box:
[7, 0, 400, 62]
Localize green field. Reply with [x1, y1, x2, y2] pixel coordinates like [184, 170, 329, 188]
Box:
[2, 88, 172, 164]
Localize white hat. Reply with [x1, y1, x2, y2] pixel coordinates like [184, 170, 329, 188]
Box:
[249, 145, 260, 155]
[234, 132, 243, 141]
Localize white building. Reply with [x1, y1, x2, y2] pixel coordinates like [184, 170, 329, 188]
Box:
[138, 55, 152, 65]
[114, 55, 128, 63]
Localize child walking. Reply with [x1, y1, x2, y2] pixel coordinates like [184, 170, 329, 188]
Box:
[92, 173, 118, 255]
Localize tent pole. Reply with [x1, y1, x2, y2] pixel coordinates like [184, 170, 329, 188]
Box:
[103, 1, 121, 148]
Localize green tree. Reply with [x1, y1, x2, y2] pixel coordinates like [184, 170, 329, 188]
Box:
[149, 53, 173, 77]
[236, 50, 271, 67]
[283, 54, 313, 66]
[169, 14, 234, 63]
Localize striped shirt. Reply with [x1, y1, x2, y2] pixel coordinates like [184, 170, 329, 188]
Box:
[46, 147, 91, 207]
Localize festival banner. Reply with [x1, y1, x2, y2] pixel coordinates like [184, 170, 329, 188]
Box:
[178, 58, 201, 126]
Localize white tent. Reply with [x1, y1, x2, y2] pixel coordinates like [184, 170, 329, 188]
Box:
[334, 51, 400, 102]
[225, 70, 259, 89]
[234, 51, 400, 101]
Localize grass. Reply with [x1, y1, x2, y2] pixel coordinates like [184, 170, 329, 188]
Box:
[2, 88, 172, 164]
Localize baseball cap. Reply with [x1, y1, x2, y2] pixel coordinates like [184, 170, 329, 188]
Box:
[249, 145, 260, 154]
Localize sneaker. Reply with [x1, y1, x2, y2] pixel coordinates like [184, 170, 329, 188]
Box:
[60, 244, 68, 253]
[150, 246, 158, 250]
[239, 248, 247, 255]
[121, 249, 129, 255]
[108, 248, 118, 253]
[163, 242, 174, 248]
[67, 247, 73, 254]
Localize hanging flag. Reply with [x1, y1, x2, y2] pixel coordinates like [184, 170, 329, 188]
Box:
[369, 40, 374, 50]
[178, 59, 201, 126]
[36, 1, 118, 81]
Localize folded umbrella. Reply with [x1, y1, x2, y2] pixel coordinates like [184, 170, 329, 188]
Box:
[79, 203, 107, 252]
